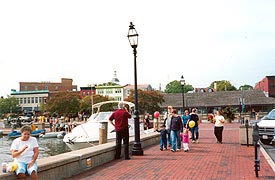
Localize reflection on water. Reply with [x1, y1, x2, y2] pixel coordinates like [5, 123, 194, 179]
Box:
[0, 136, 71, 163]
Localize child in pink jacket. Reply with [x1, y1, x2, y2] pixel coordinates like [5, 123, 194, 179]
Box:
[180, 128, 189, 152]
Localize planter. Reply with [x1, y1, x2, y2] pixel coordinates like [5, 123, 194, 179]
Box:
[239, 125, 253, 145]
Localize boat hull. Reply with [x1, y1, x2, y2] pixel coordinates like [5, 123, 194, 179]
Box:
[63, 120, 144, 150]
[40, 131, 66, 138]
[8, 129, 46, 138]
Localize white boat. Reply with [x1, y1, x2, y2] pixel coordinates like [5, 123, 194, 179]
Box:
[63, 101, 146, 150]
[39, 131, 66, 138]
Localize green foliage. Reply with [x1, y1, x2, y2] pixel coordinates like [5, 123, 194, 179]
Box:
[184, 84, 194, 93]
[210, 80, 237, 91]
[0, 96, 21, 115]
[98, 82, 119, 86]
[79, 94, 113, 114]
[124, 89, 165, 114]
[164, 80, 194, 93]
[223, 107, 235, 123]
[238, 84, 253, 90]
[45, 91, 81, 117]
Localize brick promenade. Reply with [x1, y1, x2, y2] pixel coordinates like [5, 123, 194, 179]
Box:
[63, 123, 275, 180]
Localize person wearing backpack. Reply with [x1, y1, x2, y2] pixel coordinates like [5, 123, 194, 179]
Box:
[190, 108, 200, 143]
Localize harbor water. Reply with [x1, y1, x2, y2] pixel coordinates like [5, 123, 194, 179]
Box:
[0, 135, 72, 163]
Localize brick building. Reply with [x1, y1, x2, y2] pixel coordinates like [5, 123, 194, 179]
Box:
[19, 78, 77, 92]
[12, 78, 77, 113]
[254, 76, 275, 98]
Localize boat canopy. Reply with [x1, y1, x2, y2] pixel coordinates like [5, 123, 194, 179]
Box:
[92, 100, 135, 114]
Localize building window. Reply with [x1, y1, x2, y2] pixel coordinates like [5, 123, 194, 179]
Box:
[27, 98, 31, 104]
[97, 89, 104, 94]
[35, 97, 38, 103]
[114, 97, 122, 101]
[39, 97, 42, 103]
[55, 86, 58, 90]
[82, 91, 86, 96]
[45, 86, 48, 90]
[208, 88, 213, 92]
[24, 98, 26, 104]
[35, 86, 38, 90]
[115, 89, 121, 93]
[24, 85, 28, 91]
[126, 89, 130, 96]
[270, 84, 274, 89]
[31, 97, 34, 103]
[106, 89, 113, 94]
[20, 98, 23, 104]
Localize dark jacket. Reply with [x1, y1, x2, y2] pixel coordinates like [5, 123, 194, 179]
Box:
[190, 113, 199, 127]
[170, 116, 183, 132]
[156, 129, 168, 139]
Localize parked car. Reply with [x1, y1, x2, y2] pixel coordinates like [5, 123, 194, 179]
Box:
[19, 116, 32, 122]
[257, 109, 275, 145]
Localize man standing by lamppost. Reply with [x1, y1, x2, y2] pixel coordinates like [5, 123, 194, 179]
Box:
[127, 22, 143, 155]
[180, 75, 185, 113]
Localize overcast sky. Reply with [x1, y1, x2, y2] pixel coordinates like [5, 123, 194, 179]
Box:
[1, 0, 274, 97]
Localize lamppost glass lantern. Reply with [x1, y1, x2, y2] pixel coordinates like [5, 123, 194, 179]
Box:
[128, 22, 138, 48]
[180, 75, 185, 113]
[127, 22, 143, 155]
[180, 75, 185, 86]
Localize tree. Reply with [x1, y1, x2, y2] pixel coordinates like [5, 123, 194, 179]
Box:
[79, 94, 113, 115]
[0, 96, 21, 116]
[164, 80, 194, 93]
[124, 89, 164, 114]
[98, 82, 119, 86]
[210, 80, 237, 91]
[238, 84, 253, 90]
[45, 91, 81, 117]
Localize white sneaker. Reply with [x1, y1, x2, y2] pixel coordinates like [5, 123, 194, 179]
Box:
[176, 148, 181, 151]
[192, 140, 195, 143]
[196, 140, 199, 143]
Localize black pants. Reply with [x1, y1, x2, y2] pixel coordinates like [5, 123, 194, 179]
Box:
[214, 126, 224, 143]
[115, 128, 129, 158]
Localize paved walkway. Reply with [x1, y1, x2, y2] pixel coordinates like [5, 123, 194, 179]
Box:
[63, 123, 275, 180]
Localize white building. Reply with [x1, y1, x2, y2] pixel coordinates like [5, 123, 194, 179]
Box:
[96, 85, 126, 101]
[10, 90, 49, 113]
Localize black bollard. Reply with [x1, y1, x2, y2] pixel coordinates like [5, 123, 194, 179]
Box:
[252, 123, 260, 177]
[245, 119, 249, 147]
[241, 116, 244, 125]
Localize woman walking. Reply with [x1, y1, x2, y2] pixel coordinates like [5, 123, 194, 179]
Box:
[214, 110, 225, 144]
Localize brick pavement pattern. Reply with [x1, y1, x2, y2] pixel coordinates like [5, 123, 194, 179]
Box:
[63, 123, 275, 180]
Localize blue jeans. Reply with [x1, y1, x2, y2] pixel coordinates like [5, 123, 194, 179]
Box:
[166, 129, 171, 146]
[171, 130, 181, 151]
[160, 134, 167, 149]
[191, 126, 199, 141]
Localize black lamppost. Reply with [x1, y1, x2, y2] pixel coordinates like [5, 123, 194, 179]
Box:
[180, 75, 185, 113]
[90, 84, 95, 115]
[128, 22, 143, 155]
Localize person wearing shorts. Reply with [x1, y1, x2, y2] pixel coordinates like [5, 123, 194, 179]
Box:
[10, 125, 39, 180]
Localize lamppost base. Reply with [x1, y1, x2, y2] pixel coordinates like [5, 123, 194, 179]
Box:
[131, 142, 144, 155]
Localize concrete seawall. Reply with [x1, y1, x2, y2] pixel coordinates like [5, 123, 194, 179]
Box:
[0, 132, 160, 180]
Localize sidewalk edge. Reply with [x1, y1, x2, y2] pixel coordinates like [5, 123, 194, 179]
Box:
[261, 145, 275, 173]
